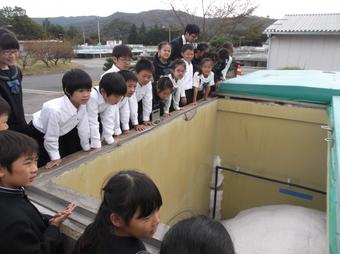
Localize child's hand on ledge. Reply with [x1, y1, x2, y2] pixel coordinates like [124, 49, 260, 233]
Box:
[122, 130, 130, 135]
[49, 202, 76, 227]
[45, 159, 62, 169]
[193, 102, 197, 106]
[143, 121, 154, 126]
[133, 124, 145, 131]
[163, 113, 171, 118]
[89, 147, 101, 154]
[180, 97, 187, 106]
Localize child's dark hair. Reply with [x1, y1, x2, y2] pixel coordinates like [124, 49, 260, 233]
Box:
[62, 69, 92, 96]
[184, 24, 200, 35]
[135, 58, 154, 74]
[0, 97, 10, 116]
[100, 72, 127, 96]
[112, 44, 132, 58]
[118, 70, 138, 83]
[170, 59, 186, 71]
[198, 58, 213, 74]
[0, 130, 38, 173]
[223, 42, 234, 51]
[181, 44, 194, 54]
[0, 28, 19, 50]
[160, 215, 235, 254]
[217, 48, 230, 61]
[158, 41, 171, 51]
[157, 77, 173, 93]
[196, 42, 209, 52]
[75, 170, 162, 254]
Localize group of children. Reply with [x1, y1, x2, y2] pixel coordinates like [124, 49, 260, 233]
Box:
[0, 131, 235, 254]
[0, 25, 234, 169]
[0, 26, 236, 253]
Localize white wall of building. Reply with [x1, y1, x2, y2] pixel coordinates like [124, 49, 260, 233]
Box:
[268, 35, 340, 71]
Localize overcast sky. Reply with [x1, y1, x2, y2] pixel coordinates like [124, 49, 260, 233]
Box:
[1, 0, 339, 19]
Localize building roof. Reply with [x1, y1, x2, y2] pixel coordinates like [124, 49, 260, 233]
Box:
[264, 13, 340, 35]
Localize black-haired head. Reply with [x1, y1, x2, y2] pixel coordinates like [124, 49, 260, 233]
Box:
[75, 170, 162, 253]
[217, 48, 230, 61]
[0, 130, 38, 173]
[200, 57, 214, 67]
[100, 72, 127, 96]
[0, 97, 10, 116]
[181, 44, 194, 54]
[0, 29, 19, 50]
[135, 58, 154, 74]
[157, 76, 174, 93]
[160, 215, 235, 254]
[118, 70, 138, 83]
[62, 69, 92, 97]
[196, 42, 209, 52]
[158, 41, 172, 51]
[112, 44, 132, 58]
[184, 24, 200, 35]
[170, 59, 186, 70]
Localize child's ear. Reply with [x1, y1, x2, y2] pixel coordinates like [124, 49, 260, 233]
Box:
[100, 88, 106, 97]
[0, 167, 7, 178]
[112, 57, 118, 63]
[64, 89, 71, 97]
[110, 213, 124, 228]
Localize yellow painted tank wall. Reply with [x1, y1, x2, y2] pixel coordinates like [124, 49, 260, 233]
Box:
[215, 99, 328, 219]
[54, 101, 218, 224]
[54, 98, 329, 223]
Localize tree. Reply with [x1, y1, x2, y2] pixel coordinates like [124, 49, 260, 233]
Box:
[0, 6, 42, 39]
[18, 43, 38, 69]
[168, 0, 257, 40]
[102, 18, 131, 42]
[127, 24, 139, 44]
[209, 35, 232, 51]
[139, 23, 147, 44]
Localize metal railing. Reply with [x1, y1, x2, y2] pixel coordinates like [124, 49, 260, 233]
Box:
[212, 166, 327, 219]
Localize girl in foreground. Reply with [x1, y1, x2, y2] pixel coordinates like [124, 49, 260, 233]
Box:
[73, 170, 162, 254]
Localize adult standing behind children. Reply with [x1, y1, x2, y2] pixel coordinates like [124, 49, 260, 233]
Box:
[0, 29, 27, 134]
[169, 24, 200, 61]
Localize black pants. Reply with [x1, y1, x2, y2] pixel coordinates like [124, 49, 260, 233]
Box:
[29, 122, 82, 167]
[184, 88, 194, 104]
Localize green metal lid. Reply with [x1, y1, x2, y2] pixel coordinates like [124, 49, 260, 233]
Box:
[219, 70, 340, 105]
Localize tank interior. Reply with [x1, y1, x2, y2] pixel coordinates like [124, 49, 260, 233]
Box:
[30, 98, 328, 228]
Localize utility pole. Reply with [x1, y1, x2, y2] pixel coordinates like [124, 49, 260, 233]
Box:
[97, 17, 101, 58]
[97, 17, 101, 45]
[83, 31, 86, 45]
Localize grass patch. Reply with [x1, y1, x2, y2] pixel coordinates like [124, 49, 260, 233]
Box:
[20, 61, 81, 76]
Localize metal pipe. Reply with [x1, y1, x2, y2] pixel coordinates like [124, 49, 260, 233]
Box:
[216, 166, 326, 195]
[211, 166, 326, 220]
[212, 166, 219, 219]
